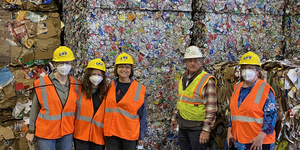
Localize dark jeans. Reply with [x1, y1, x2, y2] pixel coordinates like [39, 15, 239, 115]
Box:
[228, 141, 271, 150]
[178, 128, 207, 150]
[106, 136, 137, 150]
[73, 138, 105, 150]
[244, 144, 271, 150]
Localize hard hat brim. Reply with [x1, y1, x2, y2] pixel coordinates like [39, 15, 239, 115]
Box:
[85, 67, 106, 72]
[238, 63, 261, 67]
[184, 56, 203, 59]
[52, 58, 75, 62]
[114, 63, 134, 67]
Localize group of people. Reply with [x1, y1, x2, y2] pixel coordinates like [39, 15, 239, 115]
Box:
[26, 46, 147, 150]
[170, 46, 277, 150]
[25, 45, 277, 150]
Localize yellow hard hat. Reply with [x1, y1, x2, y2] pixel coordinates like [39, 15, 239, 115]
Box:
[52, 46, 75, 62]
[239, 51, 261, 67]
[86, 58, 106, 72]
[115, 53, 134, 67]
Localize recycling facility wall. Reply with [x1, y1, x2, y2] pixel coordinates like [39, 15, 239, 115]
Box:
[0, 0, 300, 149]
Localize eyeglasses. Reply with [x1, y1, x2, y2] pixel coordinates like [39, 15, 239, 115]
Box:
[118, 65, 131, 69]
[185, 58, 201, 63]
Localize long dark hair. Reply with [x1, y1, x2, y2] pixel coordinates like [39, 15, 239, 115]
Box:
[82, 68, 108, 100]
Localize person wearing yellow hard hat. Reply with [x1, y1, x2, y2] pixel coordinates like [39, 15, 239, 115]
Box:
[227, 51, 277, 150]
[103, 53, 148, 150]
[170, 46, 217, 150]
[26, 46, 82, 150]
[73, 58, 108, 150]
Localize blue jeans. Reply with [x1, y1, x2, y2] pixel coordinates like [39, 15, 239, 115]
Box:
[36, 134, 73, 150]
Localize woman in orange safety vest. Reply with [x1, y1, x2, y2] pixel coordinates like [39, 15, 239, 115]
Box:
[26, 46, 82, 150]
[227, 52, 277, 150]
[73, 58, 108, 150]
[104, 53, 148, 150]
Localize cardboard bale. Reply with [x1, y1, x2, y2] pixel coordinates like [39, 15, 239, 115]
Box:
[0, 26, 12, 64]
[0, 11, 12, 24]
[0, 125, 15, 141]
[0, 12, 13, 64]
[0, 139, 16, 150]
[213, 62, 239, 124]
[0, 0, 9, 6]
[0, 89, 8, 103]
[36, 37, 60, 51]
[36, 20, 58, 39]
[21, 52, 35, 64]
[3, 84, 16, 99]
[46, 12, 61, 31]
[22, 0, 58, 11]
[0, 97, 16, 121]
[10, 46, 22, 65]
[0, 97, 16, 109]
[20, 16, 62, 63]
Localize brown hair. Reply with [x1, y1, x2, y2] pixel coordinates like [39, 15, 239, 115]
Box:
[82, 68, 108, 100]
[114, 64, 134, 79]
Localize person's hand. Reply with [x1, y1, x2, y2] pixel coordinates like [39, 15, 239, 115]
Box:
[199, 130, 209, 144]
[250, 132, 266, 150]
[170, 120, 177, 131]
[138, 140, 144, 146]
[227, 127, 233, 147]
[26, 133, 35, 144]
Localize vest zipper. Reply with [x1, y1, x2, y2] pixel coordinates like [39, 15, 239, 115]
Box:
[89, 108, 96, 141]
[89, 117, 93, 141]
[89, 100, 96, 141]
[110, 108, 115, 135]
[61, 112, 63, 137]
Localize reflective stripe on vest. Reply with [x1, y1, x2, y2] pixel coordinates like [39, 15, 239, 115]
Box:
[37, 77, 78, 121]
[254, 82, 267, 104]
[179, 73, 210, 103]
[105, 82, 142, 119]
[105, 108, 139, 120]
[177, 96, 204, 103]
[231, 115, 264, 124]
[193, 73, 211, 99]
[233, 82, 267, 104]
[91, 120, 104, 128]
[134, 83, 142, 102]
[232, 82, 241, 98]
[231, 82, 267, 124]
[76, 92, 93, 122]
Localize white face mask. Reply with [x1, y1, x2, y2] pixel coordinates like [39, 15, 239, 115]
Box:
[89, 75, 103, 86]
[242, 69, 256, 81]
[57, 64, 71, 75]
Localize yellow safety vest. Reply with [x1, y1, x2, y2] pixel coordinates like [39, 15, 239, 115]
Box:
[177, 70, 215, 121]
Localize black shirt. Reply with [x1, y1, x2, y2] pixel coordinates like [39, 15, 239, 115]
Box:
[92, 89, 102, 115]
[182, 68, 203, 90]
[116, 79, 131, 103]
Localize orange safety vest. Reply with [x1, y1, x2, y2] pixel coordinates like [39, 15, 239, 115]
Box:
[74, 92, 105, 145]
[230, 79, 275, 144]
[34, 75, 81, 139]
[104, 80, 146, 141]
